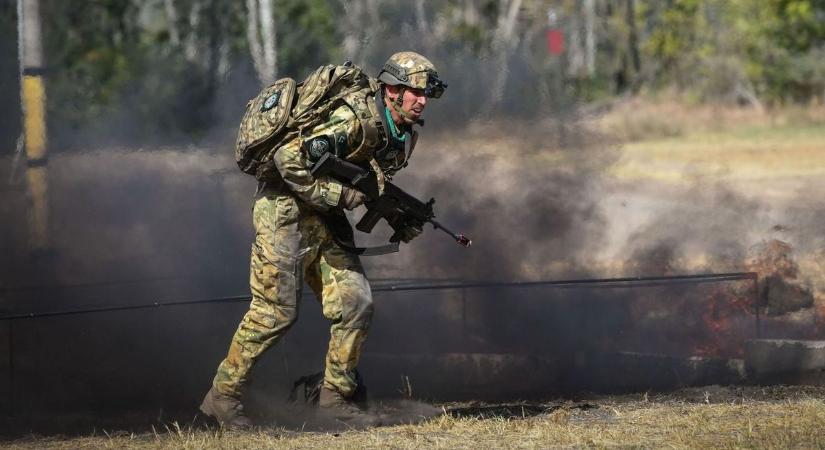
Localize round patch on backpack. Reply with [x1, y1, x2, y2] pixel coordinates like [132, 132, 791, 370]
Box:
[261, 91, 281, 112]
[305, 136, 331, 161]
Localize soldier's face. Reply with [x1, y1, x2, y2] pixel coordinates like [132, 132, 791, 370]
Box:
[387, 85, 427, 124]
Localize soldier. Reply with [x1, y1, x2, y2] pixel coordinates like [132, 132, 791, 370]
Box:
[200, 51, 446, 428]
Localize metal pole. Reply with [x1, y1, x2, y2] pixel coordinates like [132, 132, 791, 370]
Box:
[153, 308, 163, 418]
[19, 0, 50, 253]
[8, 320, 14, 417]
[753, 277, 761, 339]
[461, 288, 467, 345]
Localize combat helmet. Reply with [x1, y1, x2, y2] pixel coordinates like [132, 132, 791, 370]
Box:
[378, 51, 447, 99]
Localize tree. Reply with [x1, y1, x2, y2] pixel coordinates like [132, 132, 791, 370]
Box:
[246, 0, 277, 85]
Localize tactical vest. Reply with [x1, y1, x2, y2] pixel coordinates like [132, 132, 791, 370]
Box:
[235, 63, 389, 180]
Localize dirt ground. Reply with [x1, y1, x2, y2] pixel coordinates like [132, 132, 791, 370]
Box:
[3, 385, 824, 449]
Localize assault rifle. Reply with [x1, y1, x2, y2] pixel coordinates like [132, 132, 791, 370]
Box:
[310, 152, 471, 247]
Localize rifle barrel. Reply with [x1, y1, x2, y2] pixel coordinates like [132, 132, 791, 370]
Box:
[431, 219, 472, 247]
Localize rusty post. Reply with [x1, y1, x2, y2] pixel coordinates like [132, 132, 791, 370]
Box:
[7, 320, 14, 416]
[753, 275, 761, 339]
[461, 288, 467, 339]
[153, 308, 163, 418]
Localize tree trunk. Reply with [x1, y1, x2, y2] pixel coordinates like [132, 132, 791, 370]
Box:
[567, 4, 583, 77]
[627, 0, 640, 74]
[339, 0, 382, 66]
[246, 0, 276, 85]
[185, 0, 202, 62]
[259, 0, 277, 84]
[414, 0, 432, 53]
[584, 0, 596, 76]
[163, 0, 180, 46]
[204, 0, 226, 90]
[486, 0, 523, 114]
[340, 0, 364, 61]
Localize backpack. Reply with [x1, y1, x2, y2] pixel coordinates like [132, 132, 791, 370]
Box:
[235, 62, 386, 179]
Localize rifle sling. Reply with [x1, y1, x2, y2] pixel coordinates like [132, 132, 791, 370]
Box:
[322, 215, 400, 256]
[331, 235, 400, 256]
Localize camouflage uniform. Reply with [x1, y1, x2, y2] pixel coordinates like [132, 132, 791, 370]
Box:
[213, 104, 404, 398]
[210, 52, 442, 409]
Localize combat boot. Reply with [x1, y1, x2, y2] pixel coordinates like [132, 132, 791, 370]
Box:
[199, 386, 253, 430]
[318, 386, 381, 428]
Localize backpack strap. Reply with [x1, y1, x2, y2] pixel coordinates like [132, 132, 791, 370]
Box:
[341, 78, 387, 163]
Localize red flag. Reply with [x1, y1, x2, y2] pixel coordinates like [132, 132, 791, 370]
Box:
[546, 29, 564, 55]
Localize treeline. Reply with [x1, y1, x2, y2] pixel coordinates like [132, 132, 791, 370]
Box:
[1, 0, 823, 146]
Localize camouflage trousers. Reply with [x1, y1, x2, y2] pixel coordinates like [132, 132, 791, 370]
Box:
[212, 193, 373, 398]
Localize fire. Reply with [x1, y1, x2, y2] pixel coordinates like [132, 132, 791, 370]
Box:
[691, 239, 825, 358]
[693, 286, 754, 358]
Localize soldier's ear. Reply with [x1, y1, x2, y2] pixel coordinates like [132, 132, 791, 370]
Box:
[384, 84, 399, 100]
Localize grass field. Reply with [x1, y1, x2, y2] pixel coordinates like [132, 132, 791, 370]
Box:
[4, 386, 825, 449]
[612, 124, 825, 186]
[590, 100, 825, 280]
[601, 100, 825, 187]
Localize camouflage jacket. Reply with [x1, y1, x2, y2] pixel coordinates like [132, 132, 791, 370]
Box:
[261, 89, 417, 212]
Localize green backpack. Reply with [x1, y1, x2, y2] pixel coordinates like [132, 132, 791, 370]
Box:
[235, 62, 385, 179]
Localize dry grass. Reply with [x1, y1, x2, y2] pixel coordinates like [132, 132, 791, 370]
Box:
[609, 124, 825, 186]
[5, 386, 825, 449]
[594, 97, 825, 143]
[593, 99, 825, 187]
[580, 98, 825, 262]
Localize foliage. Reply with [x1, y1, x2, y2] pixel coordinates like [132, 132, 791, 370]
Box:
[4, 0, 825, 147]
[743, 0, 825, 102]
[275, 0, 338, 77]
[641, 0, 825, 103]
[0, 1, 21, 149]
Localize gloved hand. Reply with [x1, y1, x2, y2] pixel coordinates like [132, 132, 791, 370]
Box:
[396, 223, 423, 243]
[389, 217, 424, 243]
[339, 186, 366, 210]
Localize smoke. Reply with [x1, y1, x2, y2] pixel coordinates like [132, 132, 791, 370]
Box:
[0, 78, 624, 427]
[362, 115, 620, 281]
[1, 149, 253, 307]
[620, 181, 767, 276]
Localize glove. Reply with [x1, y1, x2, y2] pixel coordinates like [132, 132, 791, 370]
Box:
[390, 218, 424, 243]
[397, 223, 423, 243]
[339, 186, 366, 210]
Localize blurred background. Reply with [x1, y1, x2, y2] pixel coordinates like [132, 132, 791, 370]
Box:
[1, 0, 825, 426]
[2, 0, 824, 151]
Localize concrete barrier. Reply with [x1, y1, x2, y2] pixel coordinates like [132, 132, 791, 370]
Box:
[745, 339, 825, 384]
